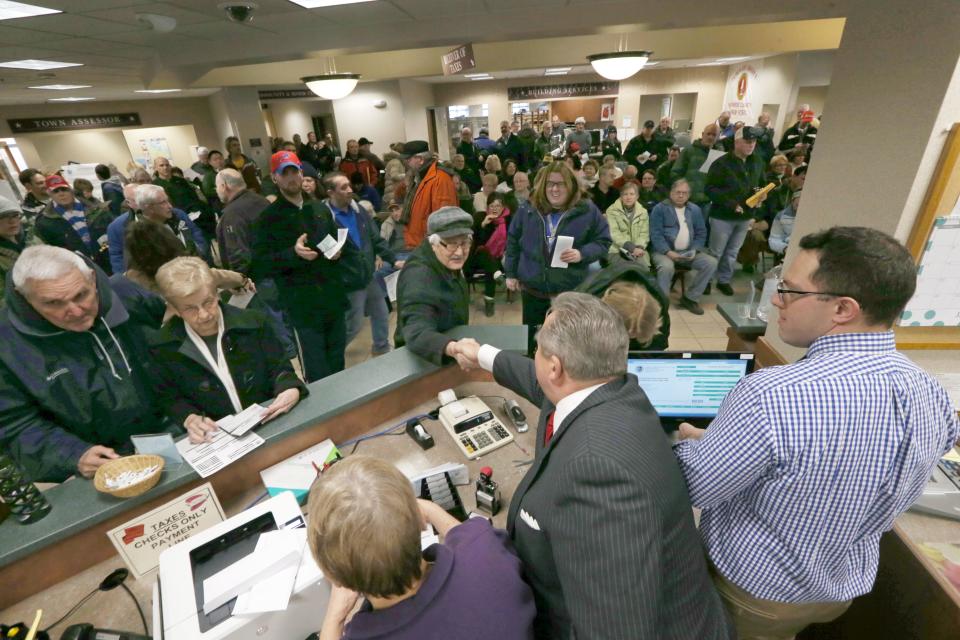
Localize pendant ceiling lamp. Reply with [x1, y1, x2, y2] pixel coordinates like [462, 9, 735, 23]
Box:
[301, 58, 359, 100]
[587, 37, 652, 81]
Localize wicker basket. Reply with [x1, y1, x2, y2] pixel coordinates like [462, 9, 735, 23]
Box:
[94, 454, 165, 498]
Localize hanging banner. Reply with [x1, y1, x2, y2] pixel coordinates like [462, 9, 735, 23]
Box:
[723, 61, 763, 123]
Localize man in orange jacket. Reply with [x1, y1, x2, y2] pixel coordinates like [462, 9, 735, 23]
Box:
[399, 140, 458, 249]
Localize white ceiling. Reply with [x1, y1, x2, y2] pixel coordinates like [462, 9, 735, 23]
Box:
[0, 0, 847, 106]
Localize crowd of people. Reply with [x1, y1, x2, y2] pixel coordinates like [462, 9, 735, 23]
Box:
[1, 105, 956, 640]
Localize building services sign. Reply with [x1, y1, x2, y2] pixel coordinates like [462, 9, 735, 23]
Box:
[442, 43, 476, 76]
[7, 112, 141, 133]
[508, 81, 620, 101]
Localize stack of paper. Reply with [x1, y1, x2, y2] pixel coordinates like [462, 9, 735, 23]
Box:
[176, 429, 264, 479]
[318, 228, 349, 259]
[260, 440, 342, 503]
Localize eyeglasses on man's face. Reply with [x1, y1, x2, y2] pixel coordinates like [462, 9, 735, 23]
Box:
[775, 279, 856, 306]
[438, 238, 472, 252]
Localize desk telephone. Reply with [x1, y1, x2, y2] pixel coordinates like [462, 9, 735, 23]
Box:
[437, 390, 515, 459]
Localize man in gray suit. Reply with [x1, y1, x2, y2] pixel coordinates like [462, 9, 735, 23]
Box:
[453, 293, 731, 640]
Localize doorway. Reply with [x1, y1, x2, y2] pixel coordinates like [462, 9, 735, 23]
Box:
[426, 108, 439, 153]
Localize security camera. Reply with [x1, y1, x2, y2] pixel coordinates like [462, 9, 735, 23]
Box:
[218, 2, 258, 23]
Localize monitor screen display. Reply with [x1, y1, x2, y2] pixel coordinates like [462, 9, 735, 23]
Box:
[627, 354, 752, 418]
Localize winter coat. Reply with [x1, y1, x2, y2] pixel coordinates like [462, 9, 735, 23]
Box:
[107, 209, 209, 275]
[217, 189, 271, 275]
[704, 152, 767, 222]
[395, 240, 469, 365]
[575, 259, 671, 351]
[318, 199, 395, 292]
[249, 195, 346, 325]
[339, 154, 379, 187]
[778, 123, 818, 151]
[36, 200, 114, 274]
[623, 134, 661, 172]
[401, 160, 458, 249]
[669, 139, 722, 206]
[0, 261, 168, 482]
[148, 304, 307, 427]
[154, 175, 215, 237]
[605, 198, 650, 259]
[503, 198, 611, 294]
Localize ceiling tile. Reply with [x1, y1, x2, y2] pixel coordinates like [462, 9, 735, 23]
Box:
[389, 0, 483, 19]
[81, 3, 220, 28]
[482, 0, 565, 8]
[38, 0, 152, 10]
[94, 29, 194, 47]
[173, 20, 278, 39]
[10, 13, 144, 36]
[0, 24, 50, 44]
[160, 0, 304, 19]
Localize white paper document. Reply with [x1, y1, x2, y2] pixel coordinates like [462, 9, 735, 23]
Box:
[317, 228, 349, 259]
[384, 270, 400, 302]
[231, 529, 313, 615]
[176, 429, 264, 479]
[187, 210, 203, 222]
[203, 533, 302, 614]
[699, 149, 726, 173]
[635, 151, 651, 164]
[551, 235, 575, 268]
[227, 290, 255, 309]
[217, 403, 268, 437]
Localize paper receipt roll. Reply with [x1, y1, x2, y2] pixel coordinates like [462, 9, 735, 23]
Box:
[438, 389, 458, 406]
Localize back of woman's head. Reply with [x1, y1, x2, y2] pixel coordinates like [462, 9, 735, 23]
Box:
[601, 281, 663, 346]
[124, 218, 185, 278]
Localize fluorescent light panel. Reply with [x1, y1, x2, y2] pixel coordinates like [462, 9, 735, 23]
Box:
[545, 67, 571, 73]
[28, 84, 91, 90]
[135, 89, 182, 93]
[464, 73, 491, 78]
[286, 0, 376, 7]
[0, 1, 60, 21]
[715, 56, 750, 63]
[0, 59, 82, 70]
[47, 96, 94, 102]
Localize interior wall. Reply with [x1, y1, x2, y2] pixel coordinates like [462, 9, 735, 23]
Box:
[398, 79, 436, 143]
[796, 86, 830, 116]
[672, 93, 697, 130]
[121, 125, 200, 171]
[26, 130, 130, 174]
[330, 80, 406, 159]
[755, 53, 801, 136]
[0, 97, 220, 170]
[550, 98, 609, 123]
[265, 99, 334, 142]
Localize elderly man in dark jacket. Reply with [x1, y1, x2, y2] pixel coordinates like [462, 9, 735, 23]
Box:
[0, 246, 168, 482]
[149, 257, 307, 443]
[395, 207, 472, 365]
[319, 171, 402, 356]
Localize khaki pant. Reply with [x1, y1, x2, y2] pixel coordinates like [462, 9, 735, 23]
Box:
[709, 565, 851, 640]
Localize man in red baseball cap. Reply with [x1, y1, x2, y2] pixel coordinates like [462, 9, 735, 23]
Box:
[249, 151, 347, 382]
[34, 173, 114, 273]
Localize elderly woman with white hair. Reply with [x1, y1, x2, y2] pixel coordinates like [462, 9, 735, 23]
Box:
[149, 257, 306, 443]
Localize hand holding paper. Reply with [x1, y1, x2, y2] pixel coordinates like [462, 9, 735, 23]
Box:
[551, 235, 575, 268]
[318, 228, 349, 260]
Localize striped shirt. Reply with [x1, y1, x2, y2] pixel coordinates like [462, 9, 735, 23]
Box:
[674, 331, 958, 603]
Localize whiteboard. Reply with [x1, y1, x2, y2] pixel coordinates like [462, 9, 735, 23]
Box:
[900, 213, 960, 327]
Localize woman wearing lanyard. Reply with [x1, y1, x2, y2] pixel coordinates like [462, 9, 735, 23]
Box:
[504, 161, 611, 354]
[149, 257, 307, 443]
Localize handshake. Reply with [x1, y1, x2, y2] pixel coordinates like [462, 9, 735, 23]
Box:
[444, 338, 482, 371]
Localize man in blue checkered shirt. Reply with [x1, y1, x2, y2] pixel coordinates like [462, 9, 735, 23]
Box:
[674, 226, 959, 639]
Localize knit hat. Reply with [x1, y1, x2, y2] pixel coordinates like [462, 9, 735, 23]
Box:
[427, 206, 474, 239]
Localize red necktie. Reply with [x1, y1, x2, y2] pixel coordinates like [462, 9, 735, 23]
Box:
[544, 411, 555, 446]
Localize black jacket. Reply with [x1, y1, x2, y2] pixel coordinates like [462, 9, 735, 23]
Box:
[704, 151, 766, 221]
[250, 195, 346, 324]
[496, 134, 526, 170]
[778, 122, 818, 151]
[35, 200, 114, 274]
[318, 199, 395, 292]
[0, 262, 167, 482]
[575, 259, 671, 351]
[148, 304, 307, 427]
[623, 134, 661, 172]
[395, 241, 469, 365]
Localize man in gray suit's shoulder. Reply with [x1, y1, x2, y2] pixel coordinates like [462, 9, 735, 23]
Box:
[454, 292, 733, 640]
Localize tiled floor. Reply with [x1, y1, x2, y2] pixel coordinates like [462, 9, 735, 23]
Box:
[345, 269, 759, 365]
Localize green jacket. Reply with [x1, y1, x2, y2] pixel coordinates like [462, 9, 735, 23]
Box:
[605, 198, 651, 265]
[395, 241, 469, 365]
[670, 139, 721, 205]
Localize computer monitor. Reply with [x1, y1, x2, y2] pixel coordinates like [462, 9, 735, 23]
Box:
[627, 351, 755, 426]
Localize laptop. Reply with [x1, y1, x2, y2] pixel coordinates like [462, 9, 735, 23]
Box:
[627, 351, 756, 430]
[911, 457, 960, 522]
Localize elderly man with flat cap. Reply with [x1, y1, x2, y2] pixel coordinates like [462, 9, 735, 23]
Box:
[398, 140, 458, 249]
[395, 207, 473, 364]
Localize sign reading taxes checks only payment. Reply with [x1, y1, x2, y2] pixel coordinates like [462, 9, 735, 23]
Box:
[7, 112, 141, 133]
[106, 482, 225, 579]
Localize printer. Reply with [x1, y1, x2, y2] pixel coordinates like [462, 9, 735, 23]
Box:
[153, 491, 330, 640]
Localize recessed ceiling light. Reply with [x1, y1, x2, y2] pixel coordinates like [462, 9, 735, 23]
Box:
[0, 1, 60, 21]
[644, 61, 659, 66]
[47, 96, 94, 102]
[135, 89, 182, 93]
[0, 59, 82, 70]
[715, 56, 750, 63]
[468, 76, 493, 81]
[29, 84, 91, 90]
[545, 67, 571, 73]
[696, 61, 725, 67]
[464, 73, 490, 78]
[286, 0, 375, 7]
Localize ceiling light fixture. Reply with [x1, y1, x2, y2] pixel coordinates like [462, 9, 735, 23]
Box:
[135, 89, 182, 93]
[47, 97, 95, 102]
[302, 58, 359, 99]
[0, 1, 60, 21]
[715, 56, 750, 63]
[587, 35, 651, 81]
[28, 84, 91, 90]
[0, 59, 82, 70]
[287, 0, 376, 7]
[544, 67, 571, 76]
